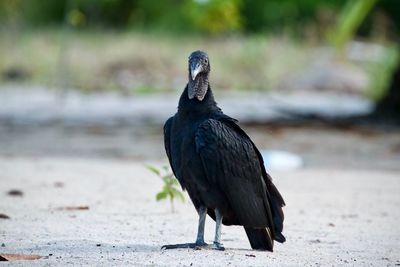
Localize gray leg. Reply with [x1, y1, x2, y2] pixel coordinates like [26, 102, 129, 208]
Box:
[195, 206, 207, 245]
[212, 209, 225, 251]
[161, 206, 208, 250]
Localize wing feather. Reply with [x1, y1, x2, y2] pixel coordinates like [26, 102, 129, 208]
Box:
[164, 116, 181, 185]
[195, 119, 275, 231]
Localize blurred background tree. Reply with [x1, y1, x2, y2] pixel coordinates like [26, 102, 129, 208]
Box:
[0, 0, 398, 35]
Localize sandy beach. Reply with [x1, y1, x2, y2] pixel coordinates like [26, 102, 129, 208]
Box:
[1, 157, 399, 266]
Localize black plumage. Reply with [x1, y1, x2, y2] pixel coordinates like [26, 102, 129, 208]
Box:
[163, 51, 285, 251]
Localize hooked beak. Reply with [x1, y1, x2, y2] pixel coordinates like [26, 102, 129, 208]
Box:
[190, 62, 202, 80]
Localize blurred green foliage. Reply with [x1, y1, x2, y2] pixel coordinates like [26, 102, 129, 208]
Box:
[0, 0, 398, 36]
[366, 45, 399, 100]
[0, 0, 398, 102]
[241, 0, 343, 33]
[185, 0, 242, 34]
[330, 0, 378, 49]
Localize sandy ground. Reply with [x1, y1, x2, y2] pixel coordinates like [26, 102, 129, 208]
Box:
[0, 157, 399, 266]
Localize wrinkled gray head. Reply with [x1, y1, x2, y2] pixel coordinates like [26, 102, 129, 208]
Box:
[188, 51, 210, 101]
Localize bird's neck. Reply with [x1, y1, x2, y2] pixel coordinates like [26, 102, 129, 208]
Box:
[188, 73, 209, 100]
[178, 85, 221, 116]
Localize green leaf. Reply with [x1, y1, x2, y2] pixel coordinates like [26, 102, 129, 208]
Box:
[152, 162, 185, 211]
[162, 185, 170, 192]
[174, 191, 185, 202]
[162, 176, 171, 184]
[156, 191, 168, 201]
[146, 165, 160, 176]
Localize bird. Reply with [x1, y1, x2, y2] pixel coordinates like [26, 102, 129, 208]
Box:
[163, 50, 285, 251]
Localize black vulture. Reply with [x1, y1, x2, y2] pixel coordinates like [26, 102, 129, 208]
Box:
[163, 51, 285, 251]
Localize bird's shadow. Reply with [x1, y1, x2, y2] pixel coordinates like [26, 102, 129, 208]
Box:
[15, 240, 260, 256]
[160, 243, 256, 253]
[14, 239, 160, 255]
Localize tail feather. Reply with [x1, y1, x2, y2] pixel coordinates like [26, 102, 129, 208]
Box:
[270, 182, 286, 243]
[244, 227, 274, 251]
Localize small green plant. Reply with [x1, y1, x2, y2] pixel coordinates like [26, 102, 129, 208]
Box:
[146, 164, 185, 213]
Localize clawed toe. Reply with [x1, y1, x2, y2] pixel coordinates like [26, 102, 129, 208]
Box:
[212, 242, 225, 251]
[194, 241, 208, 250]
[161, 243, 194, 250]
[161, 241, 225, 251]
[161, 242, 209, 250]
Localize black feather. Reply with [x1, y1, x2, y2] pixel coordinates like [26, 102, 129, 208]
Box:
[245, 227, 274, 251]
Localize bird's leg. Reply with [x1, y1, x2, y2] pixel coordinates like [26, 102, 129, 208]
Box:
[195, 206, 207, 245]
[161, 206, 208, 250]
[212, 209, 225, 251]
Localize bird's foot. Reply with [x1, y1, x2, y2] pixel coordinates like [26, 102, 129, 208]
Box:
[162, 241, 225, 251]
[211, 242, 225, 251]
[161, 241, 208, 250]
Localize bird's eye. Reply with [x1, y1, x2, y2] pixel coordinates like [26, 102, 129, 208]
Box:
[204, 59, 208, 64]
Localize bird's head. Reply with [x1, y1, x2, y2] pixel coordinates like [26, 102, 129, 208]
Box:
[188, 50, 210, 101]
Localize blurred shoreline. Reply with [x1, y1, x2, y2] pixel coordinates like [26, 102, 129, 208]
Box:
[0, 85, 373, 126]
[0, 86, 399, 171]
